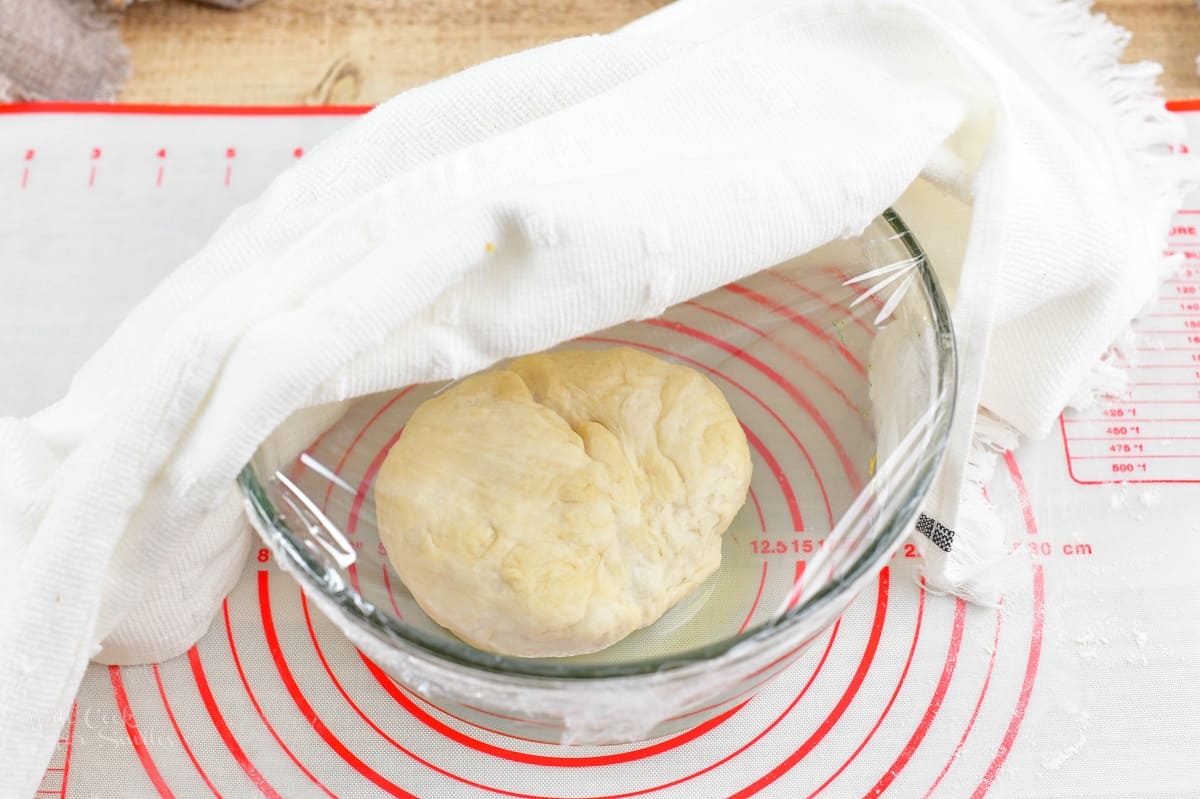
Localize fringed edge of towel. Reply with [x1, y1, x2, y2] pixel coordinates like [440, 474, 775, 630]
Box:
[1026, 0, 1193, 410]
[920, 0, 1192, 604]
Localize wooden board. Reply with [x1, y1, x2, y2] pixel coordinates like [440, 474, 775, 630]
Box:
[117, 0, 1200, 104]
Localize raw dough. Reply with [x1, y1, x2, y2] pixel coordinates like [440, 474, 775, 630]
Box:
[374, 347, 752, 658]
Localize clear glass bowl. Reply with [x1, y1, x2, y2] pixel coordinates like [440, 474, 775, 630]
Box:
[239, 209, 956, 745]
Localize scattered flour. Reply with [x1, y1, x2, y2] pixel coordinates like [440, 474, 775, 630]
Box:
[1125, 627, 1150, 665]
[1041, 712, 1091, 771]
[1125, 651, 1149, 666]
[1108, 483, 1129, 511]
[1073, 630, 1110, 646]
[1072, 629, 1109, 663]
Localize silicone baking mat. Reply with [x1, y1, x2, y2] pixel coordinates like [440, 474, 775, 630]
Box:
[1, 103, 1197, 799]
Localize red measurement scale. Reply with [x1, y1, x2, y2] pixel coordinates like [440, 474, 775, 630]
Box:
[2, 103, 1197, 799]
[1060, 168, 1200, 483]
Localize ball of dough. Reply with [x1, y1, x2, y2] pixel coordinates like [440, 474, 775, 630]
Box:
[374, 347, 752, 658]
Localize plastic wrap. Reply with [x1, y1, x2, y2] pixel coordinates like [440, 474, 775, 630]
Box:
[240, 209, 955, 744]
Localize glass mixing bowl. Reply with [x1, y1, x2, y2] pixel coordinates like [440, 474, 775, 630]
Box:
[239, 209, 956, 745]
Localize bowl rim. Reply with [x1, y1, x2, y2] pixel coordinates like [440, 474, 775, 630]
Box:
[238, 207, 958, 681]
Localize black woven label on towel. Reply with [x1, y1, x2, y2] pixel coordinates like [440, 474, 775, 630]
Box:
[916, 513, 955, 552]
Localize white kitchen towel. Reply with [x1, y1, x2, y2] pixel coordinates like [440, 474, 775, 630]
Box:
[0, 1, 1186, 795]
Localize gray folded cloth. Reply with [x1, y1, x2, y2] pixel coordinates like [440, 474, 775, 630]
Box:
[0, 0, 264, 102]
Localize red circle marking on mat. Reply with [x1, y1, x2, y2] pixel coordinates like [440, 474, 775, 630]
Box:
[971, 565, 1044, 799]
[741, 423, 804, 531]
[323, 386, 415, 508]
[402, 674, 581, 746]
[356, 649, 743, 769]
[802, 585, 932, 799]
[716, 566, 944, 799]
[287, 567, 877, 799]
[270, 567, 735, 796]
[151, 663, 224, 799]
[921, 603, 1003, 799]
[658, 623, 832, 729]
[220, 598, 338, 799]
[722, 283, 866, 376]
[967, 453, 1046, 799]
[252, 571, 438, 799]
[584, 619, 844, 799]
[290, 417, 343, 481]
[186, 644, 286, 799]
[682, 300, 865, 419]
[381, 563, 407, 619]
[1005, 451, 1039, 543]
[747, 487, 767, 531]
[456, 697, 563, 732]
[724, 567, 891, 799]
[787, 560, 808, 611]
[110, 666, 177, 799]
[737, 561, 770, 635]
[856, 595, 967, 798]
[638, 319, 860, 493]
[350, 572, 887, 771]
[677, 547, 901, 738]
[766, 270, 877, 337]
[300, 587, 837, 799]
[739, 618, 839, 686]
[311, 585, 734, 763]
[58, 704, 77, 799]
[346, 425, 404, 537]
[723, 562, 979, 799]
[289, 581, 551, 798]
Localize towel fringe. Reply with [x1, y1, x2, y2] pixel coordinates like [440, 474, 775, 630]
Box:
[1067, 329, 1135, 412]
[1021, 0, 1194, 424]
[927, 0, 1190, 603]
[1010, 0, 1187, 216]
[922, 0, 1193, 607]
